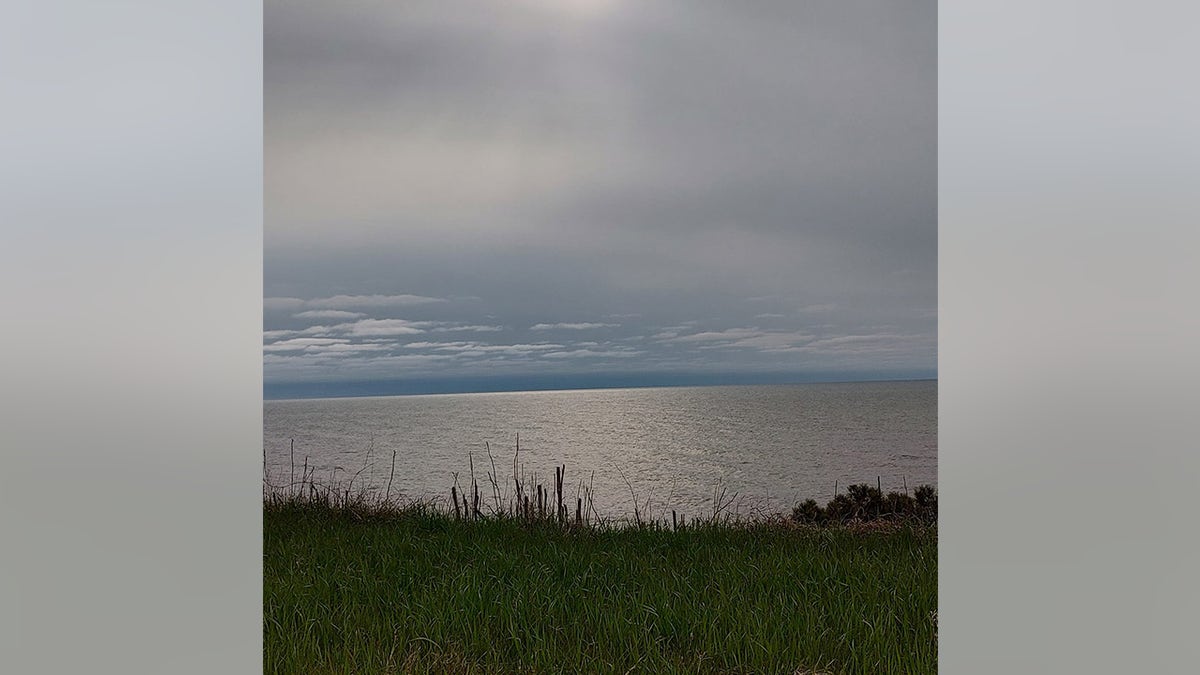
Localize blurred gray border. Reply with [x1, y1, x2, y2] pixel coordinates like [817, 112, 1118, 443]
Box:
[940, 1, 1200, 671]
[3, 1, 1199, 673]
[1, 1, 262, 673]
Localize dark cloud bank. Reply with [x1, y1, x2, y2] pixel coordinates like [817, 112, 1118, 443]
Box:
[265, 0, 935, 398]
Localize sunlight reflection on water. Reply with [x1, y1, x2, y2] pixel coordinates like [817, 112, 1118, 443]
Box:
[264, 381, 936, 519]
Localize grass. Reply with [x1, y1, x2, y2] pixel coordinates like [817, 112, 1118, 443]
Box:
[264, 495, 937, 674]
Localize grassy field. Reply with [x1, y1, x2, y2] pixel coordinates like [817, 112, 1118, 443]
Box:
[264, 500, 936, 674]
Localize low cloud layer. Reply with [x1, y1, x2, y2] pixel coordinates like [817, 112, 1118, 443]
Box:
[266, 1, 935, 390]
[530, 322, 619, 331]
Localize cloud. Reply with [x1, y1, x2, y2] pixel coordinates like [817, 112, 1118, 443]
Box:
[263, 1, 936, 388]
[269, 319, 505, 341]
[262, 326, 341, 341]
[262, 337, 350, 352]
[543, 349, 644, 359]
[293, 309, 367, 320]
[305, 342, 392, 355]
[792, 333, 928, 355]
[264, 352, 455, 382]
[725, 331, 815, 351]
[404, 341, 563, 355]
[265, 294, 447, 312]
[429, 324, 505, 333]
[529, 322, 619, 331]
[661, 328, 818, 352]
[402, 341, 470, 350]
[332, 318, 429, 336]
[663, 328, 764, 343]
[307, 294, 446, 308]
[648, 323, 702, 340]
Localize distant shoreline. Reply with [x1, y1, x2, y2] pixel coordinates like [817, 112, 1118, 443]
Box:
[264, 375, 937, 402]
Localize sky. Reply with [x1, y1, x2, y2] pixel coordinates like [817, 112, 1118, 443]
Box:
[264, 0, 935, 397]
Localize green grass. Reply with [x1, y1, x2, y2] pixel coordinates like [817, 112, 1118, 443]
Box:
[264, 501, 937, 674]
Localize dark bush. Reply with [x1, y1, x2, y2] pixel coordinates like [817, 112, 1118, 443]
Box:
[791, 498, 824, 524]
[846, 484, 883, 514]
[914, 484, 936, 507]
[823, 493, 857, 522]
[791, 483, 937, 525]
[913, 484, 937, 520]
[883, 491, 916, 516]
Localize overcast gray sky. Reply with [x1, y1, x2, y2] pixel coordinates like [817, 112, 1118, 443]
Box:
[265, 0, 935, 394]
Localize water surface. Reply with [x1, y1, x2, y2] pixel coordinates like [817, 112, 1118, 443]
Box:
[264, 381, 936, 519]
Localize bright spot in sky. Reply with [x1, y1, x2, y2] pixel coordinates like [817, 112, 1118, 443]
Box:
[520, 0, 620, 18]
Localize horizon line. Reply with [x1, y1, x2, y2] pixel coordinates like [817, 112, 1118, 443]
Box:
[264, 373, 937, 402]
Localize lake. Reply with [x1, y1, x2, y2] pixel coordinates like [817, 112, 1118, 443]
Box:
[264, 380, 936, 520]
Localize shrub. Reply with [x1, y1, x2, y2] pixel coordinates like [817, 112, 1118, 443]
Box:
[883, 491, 916, 516]
[791, 498, 824, 524]
[791, 483, 937, 525]
[913, 484, 937, 520]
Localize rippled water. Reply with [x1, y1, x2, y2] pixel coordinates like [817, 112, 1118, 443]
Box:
[264, 381, 936, 519]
